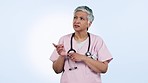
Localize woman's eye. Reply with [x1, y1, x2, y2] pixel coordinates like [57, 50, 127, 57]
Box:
[80, 17, 84, 20]
[74, 17, 77, 19]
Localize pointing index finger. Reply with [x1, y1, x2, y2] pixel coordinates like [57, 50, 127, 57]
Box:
[52, 43, 57, 48]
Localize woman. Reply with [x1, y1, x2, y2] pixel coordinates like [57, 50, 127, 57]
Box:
[50, 6, 113, 83]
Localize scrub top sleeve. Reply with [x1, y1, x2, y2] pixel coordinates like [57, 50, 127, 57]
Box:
[98, 40, 113, 63]
[50, 37, 64, 62]
[50, 49, 59, 62]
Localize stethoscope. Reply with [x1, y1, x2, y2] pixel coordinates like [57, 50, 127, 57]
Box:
[67, 32, 93, 71]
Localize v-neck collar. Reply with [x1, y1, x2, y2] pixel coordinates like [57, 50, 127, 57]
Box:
[73, 37, 89, 53]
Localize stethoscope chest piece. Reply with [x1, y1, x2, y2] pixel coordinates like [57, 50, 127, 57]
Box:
[85, 51, 92, 57]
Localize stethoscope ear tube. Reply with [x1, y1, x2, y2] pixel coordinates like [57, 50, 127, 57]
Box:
[67, 33, 77, 54]
[69, 67, 77, 71]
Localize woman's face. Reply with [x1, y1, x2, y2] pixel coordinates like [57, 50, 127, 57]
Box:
[73, 11, 91, 32]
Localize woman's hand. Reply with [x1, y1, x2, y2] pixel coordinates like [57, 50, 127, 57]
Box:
[53, 43, 67, 57]
[68, 53, 86, 62]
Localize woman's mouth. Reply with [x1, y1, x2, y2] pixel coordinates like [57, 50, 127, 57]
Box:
[74, 25, 80, 28]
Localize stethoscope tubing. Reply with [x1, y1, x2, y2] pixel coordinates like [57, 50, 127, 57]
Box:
[67, 32, 91, 71]
[67, 32, 91, 54]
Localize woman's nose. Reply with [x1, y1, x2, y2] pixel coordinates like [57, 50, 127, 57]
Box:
[74, 19, 80, 24]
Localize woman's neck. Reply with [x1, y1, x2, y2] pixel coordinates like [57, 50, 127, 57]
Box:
[74, 32, 88, 42]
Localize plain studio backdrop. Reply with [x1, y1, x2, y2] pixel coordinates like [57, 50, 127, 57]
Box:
[0, 0, 148, 83]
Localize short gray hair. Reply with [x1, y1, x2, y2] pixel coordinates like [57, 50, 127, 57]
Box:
[74, 6, 94, 22]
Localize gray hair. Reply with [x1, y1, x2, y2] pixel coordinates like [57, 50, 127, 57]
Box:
[74, 6, 94, 22]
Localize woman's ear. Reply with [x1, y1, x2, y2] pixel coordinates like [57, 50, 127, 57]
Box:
[87, 22, 92, 30]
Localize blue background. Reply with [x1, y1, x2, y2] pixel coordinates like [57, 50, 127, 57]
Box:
[0, 0, 148, 83]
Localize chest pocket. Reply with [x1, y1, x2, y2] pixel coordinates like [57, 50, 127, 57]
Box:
[89, 43, 99, 60]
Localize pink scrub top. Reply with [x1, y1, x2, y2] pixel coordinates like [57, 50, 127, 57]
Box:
[50, 33, 113, 83]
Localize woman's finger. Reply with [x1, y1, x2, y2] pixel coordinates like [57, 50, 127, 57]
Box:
[52, 43, 57, 48]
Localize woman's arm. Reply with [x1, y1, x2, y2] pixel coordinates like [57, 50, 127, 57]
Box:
[83, 56, 108, 73]
[70, 53, 108, 73]
[52, 43, 67, 74]
[52, 56, 65, 74]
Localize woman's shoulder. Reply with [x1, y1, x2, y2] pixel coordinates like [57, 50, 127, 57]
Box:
[89, 33, 103, 41]
[58, 33, 73, 44]
[59, 33, 73, 41]
[60, 33, 73, 38]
